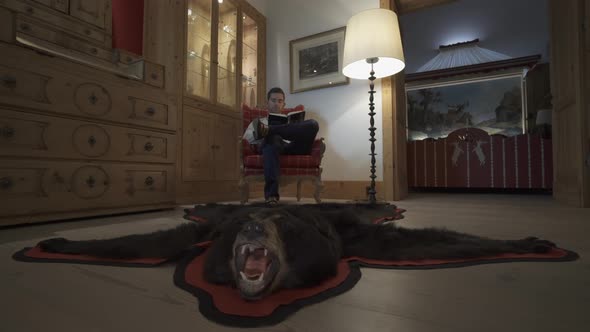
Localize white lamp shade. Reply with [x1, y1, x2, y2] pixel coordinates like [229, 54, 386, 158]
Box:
[342, 8, 405, 80]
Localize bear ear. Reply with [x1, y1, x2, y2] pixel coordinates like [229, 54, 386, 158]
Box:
[273, 216, 301, 237]
[207, 215, 244, 240]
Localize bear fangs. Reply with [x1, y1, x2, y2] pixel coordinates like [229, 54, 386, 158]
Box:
[240, 244, 268, 257]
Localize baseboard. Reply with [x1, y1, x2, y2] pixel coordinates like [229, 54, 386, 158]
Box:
[248, 180, 384, 201]
[176, 180, 385, 204]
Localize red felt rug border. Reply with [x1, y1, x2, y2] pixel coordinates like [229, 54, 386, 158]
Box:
[13, 245, 172, 267]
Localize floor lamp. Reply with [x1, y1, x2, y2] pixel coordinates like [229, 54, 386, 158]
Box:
[342, 8, 405, 204]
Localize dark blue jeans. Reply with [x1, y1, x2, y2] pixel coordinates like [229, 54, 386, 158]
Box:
[261, 119, 319, 200]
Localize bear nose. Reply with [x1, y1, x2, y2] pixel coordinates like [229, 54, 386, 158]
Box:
[242, 221, 265, 237]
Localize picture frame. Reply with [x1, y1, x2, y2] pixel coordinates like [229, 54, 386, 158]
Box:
[404, 56, 540, 141]
[289, 27, 349, 94]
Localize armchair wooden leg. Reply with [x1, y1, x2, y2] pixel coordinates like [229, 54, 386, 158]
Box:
[239, 178, 249, 205]
[296, 180, 302, 202]
[313, 177, 323, 203]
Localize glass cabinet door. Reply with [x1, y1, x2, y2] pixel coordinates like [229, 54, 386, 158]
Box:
[186, 0, 212, 99]
[216, 0, 238, 108]
[241, 13, 258, 108]
[184, 0, 264, 110]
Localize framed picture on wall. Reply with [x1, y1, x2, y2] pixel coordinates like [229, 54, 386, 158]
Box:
[405, 56, 540, 141]
[289, 27, 349, 93]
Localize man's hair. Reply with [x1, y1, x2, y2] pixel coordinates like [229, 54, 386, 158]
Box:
[267, 87, 285, 101]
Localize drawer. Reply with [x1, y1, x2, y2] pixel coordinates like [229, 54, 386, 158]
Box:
[129, 97, 170, 127]
[0, 64, 51, 103]
[0, 0, 112, 48]
[126, 170, 169, 195]
[144, 61, 165, 89]
[30, 0, 68, 13]
[0, 159, 175, 222]
[69, 0, 111, 32]
[0, 45, 176, 132]
[0, 167, 45, 197]
[16, 14, 114, 62]
[0, 109, 176, 163]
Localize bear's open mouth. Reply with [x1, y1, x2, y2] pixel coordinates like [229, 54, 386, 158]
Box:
[234, 243, 279, 300]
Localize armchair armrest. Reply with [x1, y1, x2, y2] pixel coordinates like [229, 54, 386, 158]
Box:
[310, 138, 326, 165]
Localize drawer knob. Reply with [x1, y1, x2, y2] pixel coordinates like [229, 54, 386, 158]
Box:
[2, 126, 15, 138]
[20, 23, 30, 32]
[151, 73, 158, 80]
[90, 48, 98, 55]
[144, 176, 154, 186]
[84, 29, 91, 35]
[144, 142, 154, 152]
[25, 7, 34, 14]
[0, 177, 13, 190]
[86, 176, 96, 188]
[88, 135, 96, 146]
[1, 75, 17, 88]
[145, 107, 156, 116]
[88, 93, 98, 105]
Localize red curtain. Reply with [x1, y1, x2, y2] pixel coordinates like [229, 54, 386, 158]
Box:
[112, 0, 144, 55]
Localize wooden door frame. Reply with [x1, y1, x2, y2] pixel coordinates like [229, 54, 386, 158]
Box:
[379, 0, 408, 201]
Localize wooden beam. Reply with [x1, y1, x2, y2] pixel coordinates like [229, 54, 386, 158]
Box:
[379, 0, 408, 201]
[397, 0, 458, 15]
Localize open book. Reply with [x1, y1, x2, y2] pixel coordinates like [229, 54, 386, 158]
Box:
[268, 110, 305, 125]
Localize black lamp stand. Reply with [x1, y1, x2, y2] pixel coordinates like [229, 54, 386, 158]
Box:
[366, 57, 378, 204]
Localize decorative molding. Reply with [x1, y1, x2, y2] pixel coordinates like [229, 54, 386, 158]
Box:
[395, 0, 459, 15]
[406, 55, 541, 83]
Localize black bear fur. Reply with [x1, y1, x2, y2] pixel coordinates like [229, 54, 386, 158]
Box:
[38, 204, 555, 300]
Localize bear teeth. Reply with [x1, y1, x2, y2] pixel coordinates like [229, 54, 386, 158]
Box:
[239, 271, 265, 282]
[240, 244, 268, 256]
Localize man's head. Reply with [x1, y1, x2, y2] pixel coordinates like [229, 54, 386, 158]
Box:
[267, 87, 285, 114]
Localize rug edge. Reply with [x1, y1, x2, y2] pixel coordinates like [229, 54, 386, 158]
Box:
[12, 247, 176, 268]
[173, 247, 362, 328]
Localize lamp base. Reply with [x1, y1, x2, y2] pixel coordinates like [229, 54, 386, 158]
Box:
[351, 198, 391, 206]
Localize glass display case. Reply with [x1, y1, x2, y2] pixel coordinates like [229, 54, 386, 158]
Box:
[185, 0, 264, 111]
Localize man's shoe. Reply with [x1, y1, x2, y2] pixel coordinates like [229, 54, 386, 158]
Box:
[265, 197, 279, 206]
[252, 118, 269, 140]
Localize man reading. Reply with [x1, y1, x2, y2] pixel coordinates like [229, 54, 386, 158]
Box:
[243, 87, 319, 205]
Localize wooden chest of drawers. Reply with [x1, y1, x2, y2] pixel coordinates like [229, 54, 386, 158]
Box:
[0, 43, 176, 226]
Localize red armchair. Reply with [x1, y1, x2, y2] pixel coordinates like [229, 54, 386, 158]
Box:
[239, 104, 325, 204]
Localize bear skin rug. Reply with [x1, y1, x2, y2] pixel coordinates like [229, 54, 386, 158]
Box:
[37, 203, 563, 302]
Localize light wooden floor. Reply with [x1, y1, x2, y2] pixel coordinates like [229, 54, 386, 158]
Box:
[1, 193, 589, 332]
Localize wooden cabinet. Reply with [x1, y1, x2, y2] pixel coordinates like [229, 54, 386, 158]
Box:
[0, 0, 176, 225]
[182, 106, 239, 182]
[1, 0, 164, 85]
[176, 0, 265, 203]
